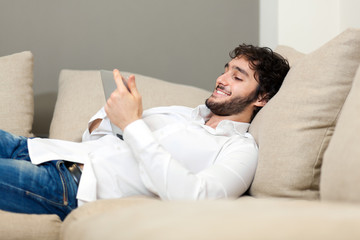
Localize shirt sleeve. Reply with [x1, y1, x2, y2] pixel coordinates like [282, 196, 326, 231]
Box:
[82, 107, 117, 142]
[123, 119, 258, 200]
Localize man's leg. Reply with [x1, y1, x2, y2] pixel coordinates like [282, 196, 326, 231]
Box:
[0, 129, 30, 160]
[0, 130, 78, 220]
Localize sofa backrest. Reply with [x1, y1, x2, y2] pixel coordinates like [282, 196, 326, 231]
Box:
[49, 70, 211, 141]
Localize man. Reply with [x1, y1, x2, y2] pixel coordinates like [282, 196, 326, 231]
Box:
[0, 44, 290, 220]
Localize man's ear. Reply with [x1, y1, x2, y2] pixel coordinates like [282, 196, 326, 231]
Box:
[253, 94, 268, 107]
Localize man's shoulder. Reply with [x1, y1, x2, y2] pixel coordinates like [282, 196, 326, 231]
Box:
[228, 132, 258, 151]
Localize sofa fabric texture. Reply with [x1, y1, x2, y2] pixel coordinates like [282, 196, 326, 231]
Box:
[249, 28, 360, 200]
[0, 210, 61, 240]
[49, 70, 105, 142]
[321, 65, 360, 202]
[0, 51, 34, 137]
[274, 45, 305, 67]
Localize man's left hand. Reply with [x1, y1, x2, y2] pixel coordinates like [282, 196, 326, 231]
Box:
[104, 69, 143, 131]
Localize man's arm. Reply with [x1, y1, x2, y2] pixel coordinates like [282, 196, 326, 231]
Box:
[123, 120, 258, 200]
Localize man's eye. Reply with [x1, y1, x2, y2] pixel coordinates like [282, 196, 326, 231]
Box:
[235, 77, 242, 81]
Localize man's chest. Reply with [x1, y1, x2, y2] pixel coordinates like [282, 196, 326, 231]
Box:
[149, 119, 231, 173]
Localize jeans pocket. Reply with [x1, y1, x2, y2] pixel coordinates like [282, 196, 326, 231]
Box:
[24, 160, 72, 207]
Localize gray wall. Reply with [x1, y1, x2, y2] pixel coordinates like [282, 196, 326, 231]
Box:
[0, 0, 259, 136]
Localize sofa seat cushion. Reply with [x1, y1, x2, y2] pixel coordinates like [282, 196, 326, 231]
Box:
[0, 210, 61, 240]
[321, 65, 360, 202]
[0, 51, 34, 137]
[61, 197, 360, 240]
[49, 70, 211, 141]
[249, 28, 360, 199]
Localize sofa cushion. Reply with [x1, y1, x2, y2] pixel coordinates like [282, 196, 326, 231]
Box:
[275, 45, 305, 67]
[320, 65, 360, 202]
[0, 210, 61, 240]
[0, 51, 34, 137]
[49, 70, 211, 141]
[49, 70, 104, 141]
[249, 28, 360, 199]
[61, 197, 157, 240]
[61, 197, 360, 240]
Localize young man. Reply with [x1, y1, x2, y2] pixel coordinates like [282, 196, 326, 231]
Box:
[0, 44, 289, 220]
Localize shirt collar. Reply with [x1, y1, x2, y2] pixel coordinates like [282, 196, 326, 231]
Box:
[191, 105, 250, 136]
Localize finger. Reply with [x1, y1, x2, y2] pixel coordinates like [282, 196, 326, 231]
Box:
[127, 75, 141, 97]
[113, 69, 127, 91]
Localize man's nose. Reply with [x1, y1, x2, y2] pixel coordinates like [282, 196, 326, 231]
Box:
[217, 73, 229, 85]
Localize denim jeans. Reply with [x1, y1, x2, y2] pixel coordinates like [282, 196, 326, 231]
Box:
[0, 130, 78, 220]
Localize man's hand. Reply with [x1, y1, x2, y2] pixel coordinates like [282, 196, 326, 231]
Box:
[104, 69, 143, 131]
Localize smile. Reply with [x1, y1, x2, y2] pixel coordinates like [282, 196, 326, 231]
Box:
[215, 86, 231, 96]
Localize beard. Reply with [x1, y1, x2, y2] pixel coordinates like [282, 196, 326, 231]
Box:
[205, 89, 258, 116]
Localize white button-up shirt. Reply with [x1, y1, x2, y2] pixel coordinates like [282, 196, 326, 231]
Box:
[28, 105, 258, 205]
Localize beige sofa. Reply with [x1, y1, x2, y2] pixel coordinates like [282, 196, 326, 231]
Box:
[1, 28, 360, 240]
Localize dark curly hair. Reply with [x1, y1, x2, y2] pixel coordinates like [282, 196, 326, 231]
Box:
[230, 44, 290, 120]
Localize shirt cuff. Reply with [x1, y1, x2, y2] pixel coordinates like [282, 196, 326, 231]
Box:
[88, 107, 107, 123]
[82, 107, 115, 141]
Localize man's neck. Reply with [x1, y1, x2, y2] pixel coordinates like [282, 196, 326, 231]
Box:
[205, 113, 251, 129]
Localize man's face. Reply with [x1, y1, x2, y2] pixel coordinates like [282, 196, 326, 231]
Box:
[205, 57, 260, 116]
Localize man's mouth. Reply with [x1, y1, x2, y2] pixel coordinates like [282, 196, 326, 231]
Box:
[215, 85, 231, 96]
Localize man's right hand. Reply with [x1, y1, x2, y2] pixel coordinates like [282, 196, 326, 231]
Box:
[104, 69, 143, 131]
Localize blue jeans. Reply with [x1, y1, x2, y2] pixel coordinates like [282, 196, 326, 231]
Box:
[0, 130, 78, 220]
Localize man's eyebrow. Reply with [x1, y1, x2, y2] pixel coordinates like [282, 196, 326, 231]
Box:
[224, 63, 249, 77]
[234, 66, 249, 77]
